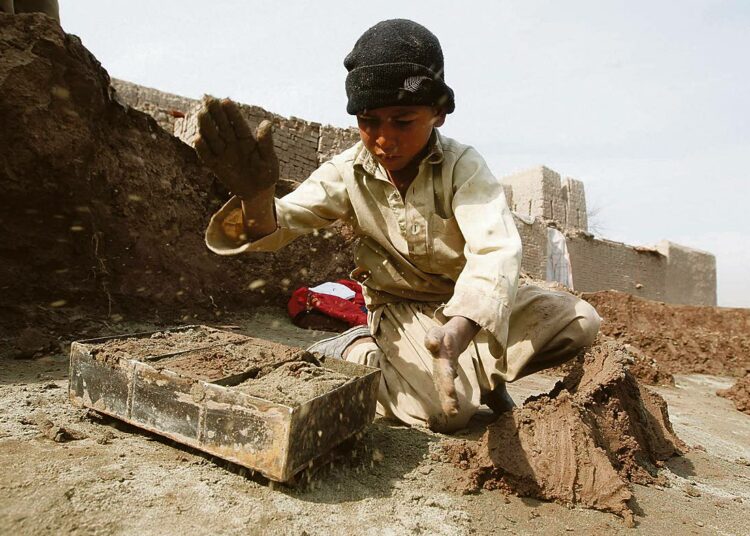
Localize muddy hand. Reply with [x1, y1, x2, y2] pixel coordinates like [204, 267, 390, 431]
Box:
[194, 96, 278, 199]
[425, 326, 461, 417]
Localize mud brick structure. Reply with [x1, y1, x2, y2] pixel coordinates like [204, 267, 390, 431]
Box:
[111, 80, 717, 306]
[503, 166, 716, 305]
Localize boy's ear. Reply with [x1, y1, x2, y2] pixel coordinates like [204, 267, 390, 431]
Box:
[432, 108, 447, 128]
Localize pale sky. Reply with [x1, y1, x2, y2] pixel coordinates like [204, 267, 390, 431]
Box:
[61, 1, 749, 307]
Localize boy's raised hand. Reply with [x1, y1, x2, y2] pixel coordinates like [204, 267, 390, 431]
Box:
[194, 96, 278, 198]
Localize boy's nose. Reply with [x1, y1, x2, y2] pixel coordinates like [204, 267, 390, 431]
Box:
[376, 133, 397, 153]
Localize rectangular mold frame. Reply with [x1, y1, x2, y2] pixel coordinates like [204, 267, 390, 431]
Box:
[68, 326, 380, 481]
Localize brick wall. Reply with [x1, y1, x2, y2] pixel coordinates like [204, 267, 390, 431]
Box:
[112, 80, 717, 306]
[502, 166, 588, 232]
[111, 79, 195, 134]
[657, 241, 717, 306]
[513, 215, 547, 279]
[172, 101, 358, 195]
[561, 177, 588, 230]
[113, 79, 359, 192]
[566, 232, 668, 301]
[503, 166, 550, 222]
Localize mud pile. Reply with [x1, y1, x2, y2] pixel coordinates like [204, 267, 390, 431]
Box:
[0, 14, 355, 344]
[717, 374, 750, 415]
[444, 340, 684, 523]
[583, 290, 750, 378]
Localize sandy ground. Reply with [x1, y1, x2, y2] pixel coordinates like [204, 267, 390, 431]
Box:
[1, 307, 748, 536]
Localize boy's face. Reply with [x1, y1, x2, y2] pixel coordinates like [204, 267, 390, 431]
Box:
[356, 106, 446, 172]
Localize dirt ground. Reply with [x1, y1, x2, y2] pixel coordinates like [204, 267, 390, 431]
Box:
[1, 308, 748, 536]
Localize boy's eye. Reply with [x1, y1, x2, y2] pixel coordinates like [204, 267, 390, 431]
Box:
[357, 117, 379, 130]
[395, 119, 414, 126]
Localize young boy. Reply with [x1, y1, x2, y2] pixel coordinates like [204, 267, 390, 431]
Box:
[198, 19, 600, 432]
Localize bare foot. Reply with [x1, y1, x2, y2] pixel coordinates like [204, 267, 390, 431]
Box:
[424, 316, 481, 417]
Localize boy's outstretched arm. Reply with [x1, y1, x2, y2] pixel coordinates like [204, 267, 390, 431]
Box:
[425, 316, 480, 416]
[195, 96, 278, 239]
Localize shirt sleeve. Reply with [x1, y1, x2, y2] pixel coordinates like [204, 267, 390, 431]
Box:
[205, 160, 352, 256]
[441, 147, 522, 350]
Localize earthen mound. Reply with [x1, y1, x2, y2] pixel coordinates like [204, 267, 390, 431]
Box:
[583, 290, 750, 377]
[717, 374, 750, 415]
[0, 14, 355, 346]
[444, 340, 684, 523]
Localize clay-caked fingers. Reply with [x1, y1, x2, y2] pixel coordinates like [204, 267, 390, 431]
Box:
[194, 136, 215, 164]
[206, 97, 235, 144]
[425, 327, 460, 417]
[197, 106, 225, 155]
[255, 119, 275, 159]
[222, 99, 256, 143]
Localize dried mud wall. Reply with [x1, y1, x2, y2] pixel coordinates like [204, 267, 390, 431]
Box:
[111, 79, 195, 135]
[0, 14, 356, 333]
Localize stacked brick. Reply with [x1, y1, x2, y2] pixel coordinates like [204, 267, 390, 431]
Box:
[503, 166, 588, 232]
[567, 236, 667, 301]
[112, 79, 195, 134]
[318, 124, 360, 164]
[561, 177, 588, 231]
[513, 215, 547, 280]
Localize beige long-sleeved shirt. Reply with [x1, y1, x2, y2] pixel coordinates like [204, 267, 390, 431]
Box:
[205, 130, 522, 350]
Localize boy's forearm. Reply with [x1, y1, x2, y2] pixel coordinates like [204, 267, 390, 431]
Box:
[240, 185, 277, 239]
[443, 315, 481, 350]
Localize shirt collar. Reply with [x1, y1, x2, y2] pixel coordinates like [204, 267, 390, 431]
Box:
[354, 129, 445, 178]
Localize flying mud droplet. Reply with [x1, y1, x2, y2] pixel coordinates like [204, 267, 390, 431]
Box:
[248, 279, 266, 290]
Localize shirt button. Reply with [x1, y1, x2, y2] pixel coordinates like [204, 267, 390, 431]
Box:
[412, 223, 420, 234]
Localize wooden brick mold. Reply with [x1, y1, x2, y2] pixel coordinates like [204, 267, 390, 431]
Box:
[68, 326, 380, 481]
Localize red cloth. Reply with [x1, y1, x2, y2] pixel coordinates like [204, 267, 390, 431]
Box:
[287, 279, 367, 328]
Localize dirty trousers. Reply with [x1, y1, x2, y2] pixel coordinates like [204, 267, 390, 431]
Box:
[345, 285, 601, 432]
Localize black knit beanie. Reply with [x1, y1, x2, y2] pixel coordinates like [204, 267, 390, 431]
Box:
[344, 19, 455, 115]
